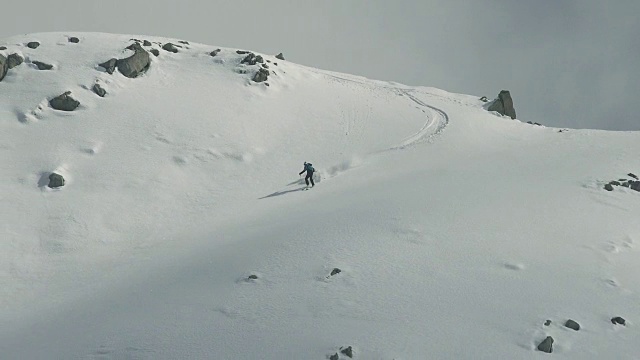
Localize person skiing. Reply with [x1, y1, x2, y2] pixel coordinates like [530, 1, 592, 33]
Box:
[299, 162, 315, 187]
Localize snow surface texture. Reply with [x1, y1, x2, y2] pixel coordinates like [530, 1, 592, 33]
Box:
[1, 33, 640, 359]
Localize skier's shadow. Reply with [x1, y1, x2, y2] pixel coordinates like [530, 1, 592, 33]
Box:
[259, 180, 306, 199]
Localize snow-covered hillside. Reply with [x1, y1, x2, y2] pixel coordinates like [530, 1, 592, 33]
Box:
[1, 32, 639, 359]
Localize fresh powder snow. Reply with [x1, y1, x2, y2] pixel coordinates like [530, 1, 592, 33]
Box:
[1, 32, 639, 359]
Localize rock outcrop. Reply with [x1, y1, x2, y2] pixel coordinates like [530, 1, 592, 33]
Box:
[253, 68, 269, 83]
[98, 58, 117, 74]
[32, 61, 53, 70]
[275, 52, 285, 60]
[0, 55, 7, 82]
[7, 53, 24, 69]
[117, 44, 150, 78]
[49, 91, 80, 111]
[487, 90, 517, 119]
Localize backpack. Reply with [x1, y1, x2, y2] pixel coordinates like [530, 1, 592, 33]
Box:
[305, 163, 315, 172]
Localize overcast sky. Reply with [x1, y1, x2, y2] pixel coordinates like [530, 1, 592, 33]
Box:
[2, 0, 638, 130]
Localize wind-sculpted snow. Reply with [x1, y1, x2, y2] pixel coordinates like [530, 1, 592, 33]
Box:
[2, 32, 640, 359]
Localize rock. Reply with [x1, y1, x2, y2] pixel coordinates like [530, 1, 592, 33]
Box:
[0, 46, 6, 50]
[565, 319, 580, 331]
[98, 58, 117, 74]
[630, 181, 640, 191]
[49, 91, 80, 111]
[622, 181, 630, 188]
[255, 55, 264, 63]
[480, 96, 488, 102]
[178, 40, 189, 45]
[0, 55, 7, 82]
[93, 83, 106, 97]
[262, 63, 269, 69]
[544, 320, 552, 326]
[610, 180, 621, 186]
[68, 37, 80, 43]
[241, 53, 264, 65]
[629, 173, 638, 179]
[340, 346, 354, 358]
[330, 268, 341, 276]
[143, 40, 152, 47]
[537, 336, 554, 353]
[487, 90, 517, 119]
[7, 53, 24, 69]
[273, 62, 278, 66]
[149, 49, 160, 57]
[275, 52, 285, 60]
[126, 42, 144, 51]
[248, 274, 258, 280]
[117, 46, 151, 78]
[264, 83, 269, 87]
[48, 173, 65, 188]
[253, 68, 269, 83]
[611, 316, 626, 326]
[210, 49, 221, 57]
[329, 353, 339, 360]
[604, 183, 614, 191]
[32, 60, 53, 70]
[162, 43, 179, 53]
[27, 41, 40, 49]
[236, 50, 250, 55]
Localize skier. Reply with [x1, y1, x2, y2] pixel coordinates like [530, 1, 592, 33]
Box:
[299, 162, 315, 188]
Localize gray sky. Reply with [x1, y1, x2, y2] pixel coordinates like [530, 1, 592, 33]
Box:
[2, 0, 638, 130]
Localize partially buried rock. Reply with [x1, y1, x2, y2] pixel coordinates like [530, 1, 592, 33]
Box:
[98, 58, 117, 74]
[0, 55, 7, 82]
[330, 268, 341, 276]
[0, 46, 6, 50]
[329, 353, 339, 360]
[49, 91, 80, 111]
[248, 274, 258, 280]
[631, 181, 640, 191]
[565, 319, 580, 331]
[629, 173, 639, 180]
[544, 320, 552, 326]
[149, 49, 160, 57]
[48, 173, 65, 188]
[162, 43, 179, 53]
[611, 316, 626, 326]
[340, 346, 354, 358]
[32, 60, 53, 70]
[68, 37, 80, 43]
[210, 49, 221, 57]
[253, 68, 269, 83]
[487, 90, 517, 119]
[610, 180, 621, 186]
[7, 53, 24, 69]
[27, 41, 40, 49]
[537, 336, 554, 353]
[275, 52, 285, 60]
[236, 50, 250, 55]
[117, 45, 150, 78]
[93, 83, 106, 97]
[178, 40, 189, 45]
[604, 183, 614, 191]
[143, 40, 152, 47]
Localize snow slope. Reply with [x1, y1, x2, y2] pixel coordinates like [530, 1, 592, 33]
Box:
[1, 32, 640, 359]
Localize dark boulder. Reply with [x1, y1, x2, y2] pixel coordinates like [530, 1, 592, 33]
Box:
[565, 319, 580, 331]
[275, 52, 285, 60]
[253, 68, 269, 83]
[27, 41, 40, 49]
[93, 83, 106, 97]
[98, 58, 117, 74]
[487, 90, 517, 119]
[210, 49, 221, 57]
[143, 40, 152, 47]
[49, 91, 80, 111]
[162, 43, 179, 53]
[630, 181, 640, 191]
[32, 61, 53, 70]
[241, 53, 264, 65]
[68, 37, 80, 43]
[7, 53, 24, 69]
[330, 268, 341, 276]
[0, 55, 7, 82]
[544, 320, 552, 326]
[48, 173, 65, 188]
[248, 274, 258, 280]
[149, 49, 160, 57]
[0, 46, 6, 50]
[610, 180, 621, 186]
[537, 336, 553, 353]
[236, 50, 250, 55]
[117, 46, 151, 78]
[329, 353, 339, 360]
[629, 173, 638, 180]
[611, 316, 626, 326]
[262, 63, 269, 69]
[340, 346, 354, 358]
[604, 183, 614, 191]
